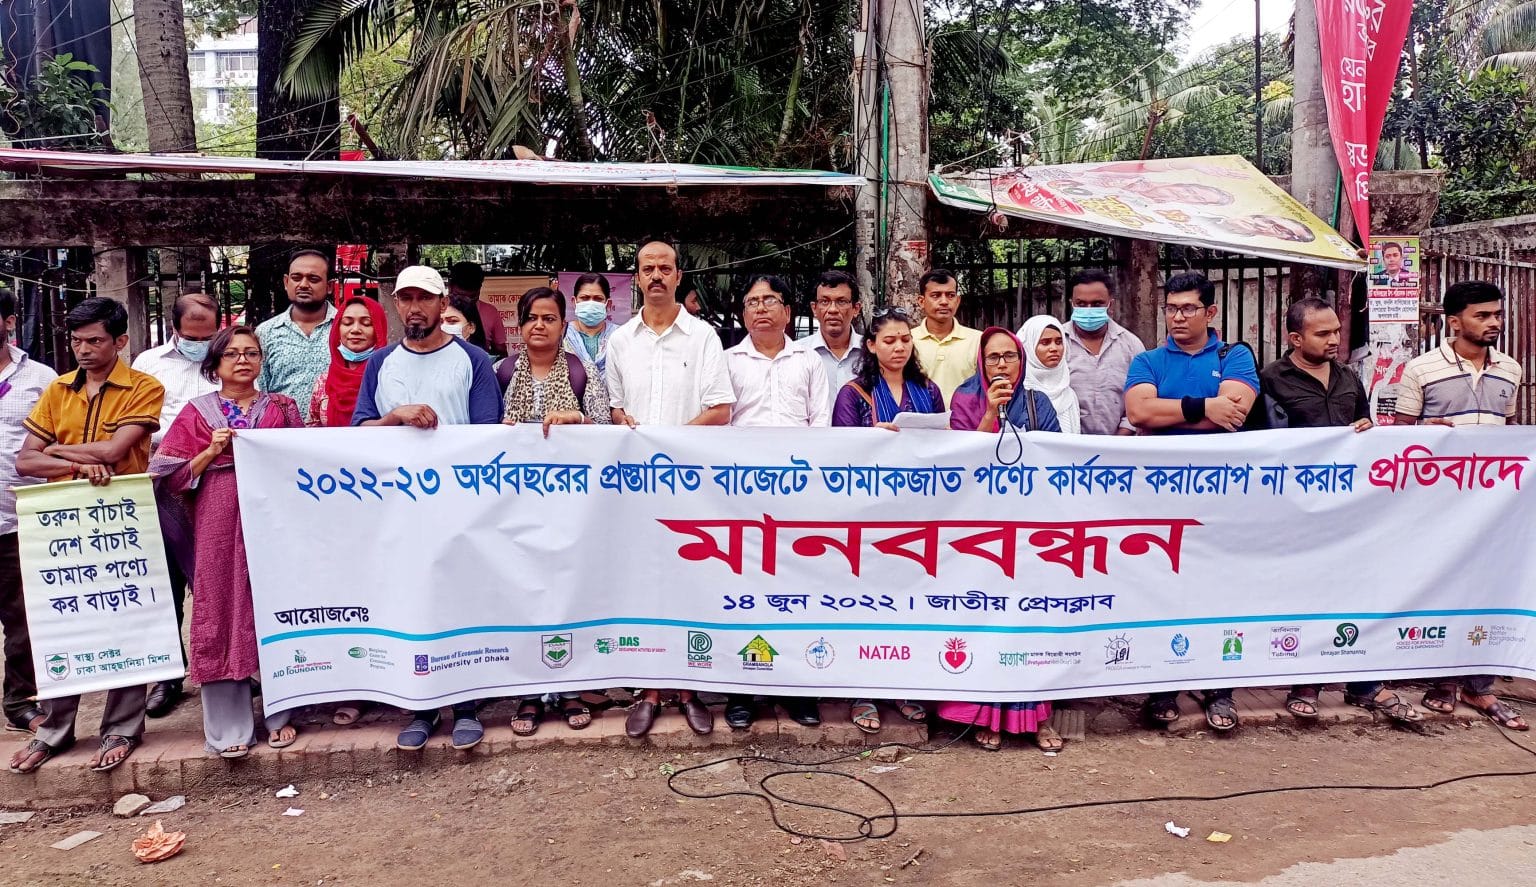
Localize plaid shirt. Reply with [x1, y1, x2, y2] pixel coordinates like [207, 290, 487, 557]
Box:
[0, 345, 59, 534]
[256, 303, 337, 422]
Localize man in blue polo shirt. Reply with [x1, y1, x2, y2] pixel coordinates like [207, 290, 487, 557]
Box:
[1124, 271, 1258, 734]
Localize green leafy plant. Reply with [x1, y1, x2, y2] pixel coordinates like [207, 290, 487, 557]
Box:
[1, 52, 111, 148]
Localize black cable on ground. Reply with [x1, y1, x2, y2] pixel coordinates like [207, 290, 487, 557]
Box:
[666, 707, 1536, 843]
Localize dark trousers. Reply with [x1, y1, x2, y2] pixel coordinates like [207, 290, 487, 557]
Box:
[0, 532, 37, 723]
[415, 701, 478, 721]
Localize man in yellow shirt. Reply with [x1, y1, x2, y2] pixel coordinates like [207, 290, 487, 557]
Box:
[911, 269, 981, 403]
[9, 298, 164, 776]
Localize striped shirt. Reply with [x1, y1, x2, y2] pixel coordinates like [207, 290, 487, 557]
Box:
[1396, 341, 1521, 426]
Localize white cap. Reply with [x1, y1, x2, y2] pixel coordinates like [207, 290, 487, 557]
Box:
[394, 265, 446, 296]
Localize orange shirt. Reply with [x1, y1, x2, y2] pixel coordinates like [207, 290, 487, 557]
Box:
[24, 357, 165, 476]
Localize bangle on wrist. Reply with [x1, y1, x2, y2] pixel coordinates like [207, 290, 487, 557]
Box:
[1180, 396, 1206, 424]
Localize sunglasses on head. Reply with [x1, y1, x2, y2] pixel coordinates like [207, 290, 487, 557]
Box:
[872, 306, 913, 322]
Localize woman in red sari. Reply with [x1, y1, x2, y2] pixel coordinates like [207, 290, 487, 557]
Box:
[308, 294, 388, 428]
[150, 326, 306, 757]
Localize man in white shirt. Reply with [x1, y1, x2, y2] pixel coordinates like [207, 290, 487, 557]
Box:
[798, 270, 864, 412]
[607, 241, 734, 738]
[130, 292, 221, 718]
[0, 289, 57, 734]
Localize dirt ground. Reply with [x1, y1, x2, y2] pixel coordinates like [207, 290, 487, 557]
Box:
[5, 701, 1536, 887]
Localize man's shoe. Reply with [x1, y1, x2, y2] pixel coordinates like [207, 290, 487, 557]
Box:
[625, 700, 659, 738]
[724, 697, 755, 730]
[396, 714, 441, 751]
[4, 705, 45, 734]
[680, 697, 714, 735]
[145, 681, 183, 719]
[783, 698, 822, 726]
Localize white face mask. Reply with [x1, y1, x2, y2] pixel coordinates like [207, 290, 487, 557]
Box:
[442, 322, 466, 338]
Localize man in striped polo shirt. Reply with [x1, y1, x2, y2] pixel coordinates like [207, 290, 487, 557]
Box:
[1394, 280, 1527, 731]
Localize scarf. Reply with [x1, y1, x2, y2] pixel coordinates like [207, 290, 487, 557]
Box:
[323, 295, 389, 428]
[872, 377, 933, 424]
[504, 343, 583, 422]
[1018, 315, 1081, 434]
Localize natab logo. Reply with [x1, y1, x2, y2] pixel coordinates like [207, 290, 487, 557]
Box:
[805, 637, 835, 670]
[348, 647, 367, 659]
[1333, 623, 1360, 648]
[541, 633, 573, 669]
[1170, 634, 1190, 658]
[738, 635, 779, 670]
[940, 637, 972, 674]
[686, 630, 714, 669]
[1221, 630, 1244, 661]
[1468, 625, 1489, 646]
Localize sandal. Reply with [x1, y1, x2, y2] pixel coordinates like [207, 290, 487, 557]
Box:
[897, 701, 927, 722]
[1285, 691, 1320, 720]
[8, 737, 57, 774]
[511, 700, 544, 737]
[1202, 694, 1239, 732]
[90, 734, 139, 772]
[268, 725, 298, 749]
[974, 729, 1002, 751]
[5, 705, 45, 733]
[1422, 684, 1459, 715]
[332, 704, 364, 726]
[850, 700, 881, 734]
[219, 744, 250, 759]
[1465, 695, 1530, 731]
[1345, 688, 1425, 724]
[562, 699, 593, 730]
[1035, 724, 1064, 753]
[1143, 696, 1180, 725]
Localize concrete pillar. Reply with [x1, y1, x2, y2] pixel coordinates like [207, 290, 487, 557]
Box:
[1115, 238, 1162, 347]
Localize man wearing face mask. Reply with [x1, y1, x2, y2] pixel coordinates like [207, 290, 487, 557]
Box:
[132, 292, 222, 718]
[1062, 269, 1145, 436]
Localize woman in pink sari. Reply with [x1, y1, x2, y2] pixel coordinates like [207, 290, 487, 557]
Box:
[150, 326, 305, 757]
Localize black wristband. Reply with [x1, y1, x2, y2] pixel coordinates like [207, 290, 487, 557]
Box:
[1181, 396, 1206, 424]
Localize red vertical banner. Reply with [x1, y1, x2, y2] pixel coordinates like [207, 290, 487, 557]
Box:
[1314, 0, 1413, 245]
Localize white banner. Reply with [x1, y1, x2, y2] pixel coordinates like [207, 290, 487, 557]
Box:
[234, 426, 1536, 715]
[18, 475, 183, 698]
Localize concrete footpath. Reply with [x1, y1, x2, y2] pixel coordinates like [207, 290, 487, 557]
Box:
[6, 682, 1516, 809]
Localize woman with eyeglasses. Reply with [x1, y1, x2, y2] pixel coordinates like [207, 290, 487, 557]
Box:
[150, 326, 307, 758]
[832, 307, 943, 732]
[941, 325, 1065, 752]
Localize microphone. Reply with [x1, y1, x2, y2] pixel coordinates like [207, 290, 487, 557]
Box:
[990, 374, 1009, 385]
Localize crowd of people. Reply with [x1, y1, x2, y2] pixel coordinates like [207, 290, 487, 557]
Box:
[0, 240, 1526, 773]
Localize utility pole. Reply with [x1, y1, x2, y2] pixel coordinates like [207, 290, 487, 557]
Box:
[1253, 0, 1263, 171]
[1288, 0, 1341, 305]
[852, 0, 930, 310]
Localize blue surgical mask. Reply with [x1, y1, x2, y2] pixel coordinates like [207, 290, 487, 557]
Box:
[175, 337, 210, 362]
[338, 345, 374, 363]
[1071, 306, 1110, 332]
[574, 301, 608, 327]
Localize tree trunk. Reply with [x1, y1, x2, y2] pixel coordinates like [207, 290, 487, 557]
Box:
[251, 0, 342, 325]
[559, 8, 595, 162]
[773, 28, 807, 166]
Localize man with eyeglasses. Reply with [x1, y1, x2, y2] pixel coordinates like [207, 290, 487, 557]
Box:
[912, 269, 981, 403]
[10, 297, 165, 775]
[800, 271, 864, 412]
[1062, 269, 1144, 435]
[1123, 272, 1258, 735]
[255, 249, 337, 422]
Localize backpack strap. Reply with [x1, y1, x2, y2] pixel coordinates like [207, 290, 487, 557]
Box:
[849, 382, 878, 422]
[565, 352, 588, 402]
[1024, 387, 1038, 431]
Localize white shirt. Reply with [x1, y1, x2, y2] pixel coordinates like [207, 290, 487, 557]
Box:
[798, 331, 864, 413]
[725, 338, 831, 428]
[0, 344, 59, 534]
[606, 310, 735, 426]
[132, 339, 219, 445]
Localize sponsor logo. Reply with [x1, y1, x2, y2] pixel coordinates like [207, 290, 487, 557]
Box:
[1105, 633, 1132, 667]
[1488, 624, 1527, 647]
[998, 649, 1084, 667]
[1333, 623, 1360, 648]
[413, 647, 508, 676]
[1170, 634, 1190, 657]
[940, 637, 973, 674]
[686, 630, 714, 669]
[805, 637, 835, 670]
[293, 649, 308, 664]
[45, 652, 69, 681]
[594, 638, 614, 655]
[858, 644, 911, 661]
[361, 646, 397, 671]
[1395, 625, 1447, 651]
[1270, 626, 1301, 659]
[275, 648, 333, 678]
[738, 635, 779, 670]
[1221, 630, 1244, 661]
[413, 654, 430, 676]
[541, 633, 573, 669]
[348, 646, 367, 659]
[1468, 625, 1488, 646]
[595, 636, 666, 655]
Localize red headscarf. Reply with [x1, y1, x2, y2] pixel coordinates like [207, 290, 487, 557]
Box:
[323, 295, 389, 428]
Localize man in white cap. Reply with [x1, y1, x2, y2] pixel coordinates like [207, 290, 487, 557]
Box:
[352, 264, 502, 751]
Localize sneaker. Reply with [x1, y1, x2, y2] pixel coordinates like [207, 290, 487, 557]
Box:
[396, 714, 441, 750]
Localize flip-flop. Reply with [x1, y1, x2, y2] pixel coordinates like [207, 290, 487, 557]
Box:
[219, 744, 251, 759]
[974, 731, 1002, 751]
[8, 738, 55, 774]
[1035, 725, 1064, 753]
[1422, 685, 1459, 715]
[267, 726, 298, 749]
[1285, 693, 1320, 719]
[850, 701, 881, 734]
[562, 700, 593, 730]
[897, 701, 927, 722]
[332, 705, 363, 726]
[89, 735, 139, 772]
[511, 701, 544, 737]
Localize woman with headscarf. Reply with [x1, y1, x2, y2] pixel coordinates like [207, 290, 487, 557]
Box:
[150, 326, 307, 757]
[1017, 315, 1081, 434]
[942, 326, 1064, 752]
[308, 294, 389, 428]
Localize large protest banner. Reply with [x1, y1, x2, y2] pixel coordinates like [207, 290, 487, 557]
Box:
[17, 475, 183, 698]
[236, 425, 1536, 715]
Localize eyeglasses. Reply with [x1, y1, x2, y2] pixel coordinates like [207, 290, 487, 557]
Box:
[287, 273, 326, 285]
[743, 296, 785, 310]
[983, 353, 1021, 367]
[815, 298, 855, 309]
[221, 349, 263, 362]
[1162, 304, 1208, 318]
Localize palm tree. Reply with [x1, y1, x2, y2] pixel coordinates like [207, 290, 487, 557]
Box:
[1078, 53, 1228, 162]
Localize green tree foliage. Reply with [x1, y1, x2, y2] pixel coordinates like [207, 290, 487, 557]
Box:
[1430, 68, 1536, 223]
[0, 53, 112, 148]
